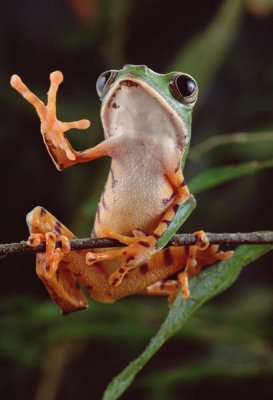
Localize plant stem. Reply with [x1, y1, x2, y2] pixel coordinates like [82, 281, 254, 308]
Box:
[1, 231, 273, 257]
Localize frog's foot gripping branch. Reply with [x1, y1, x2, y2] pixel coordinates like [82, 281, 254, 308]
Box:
[27, 232, 70, 279]
[27, 206, 88, 314]
[86, 227, 157, 287]
[178, 230, 210, 298]
[177, 230, 232, 299]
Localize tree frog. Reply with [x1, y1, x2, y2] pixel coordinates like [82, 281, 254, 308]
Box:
[10, 65, 232, 314]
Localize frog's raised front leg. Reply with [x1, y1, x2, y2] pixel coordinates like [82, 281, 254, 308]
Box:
[27, 206, 88, 314]
[10, 71, 119, 170]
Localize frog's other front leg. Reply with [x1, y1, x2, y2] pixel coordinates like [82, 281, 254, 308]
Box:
[27, 206, 88, 314]
[152, 169, 190, 241]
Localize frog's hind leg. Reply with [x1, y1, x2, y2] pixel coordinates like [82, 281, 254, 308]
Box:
[140, 241, 233, 302]
[27, 206, 88, 314]
[142, 280, 181, 304]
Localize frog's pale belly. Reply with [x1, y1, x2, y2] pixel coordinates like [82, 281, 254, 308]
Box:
[94, 155, 174, 236]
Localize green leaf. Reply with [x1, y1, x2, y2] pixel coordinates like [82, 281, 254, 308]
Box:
[189, 131, 273, 161]
[103, 243, 273, 400]
[156, 195, 196, 250]
[189, 159, 273, 195]
[142, 356, 273, 393]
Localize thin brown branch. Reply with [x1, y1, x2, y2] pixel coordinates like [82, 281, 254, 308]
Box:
[1, 231, 273, 257]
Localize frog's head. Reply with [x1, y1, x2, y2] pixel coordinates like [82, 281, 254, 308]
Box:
[96, 65, 198, 154]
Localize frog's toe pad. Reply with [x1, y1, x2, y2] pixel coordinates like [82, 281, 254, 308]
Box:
[50, 70, 63, 85]
[194, 230, 209, 250]
[178, 271, 190, 299]
[86, 252, 97, 265]
[27, 233, 45, 247]
[217, 250, 233, 260]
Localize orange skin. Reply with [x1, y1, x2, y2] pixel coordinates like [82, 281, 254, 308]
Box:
[11, 70, 232, 314]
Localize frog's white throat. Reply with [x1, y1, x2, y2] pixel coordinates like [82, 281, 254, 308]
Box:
[101, 77, 188, 150]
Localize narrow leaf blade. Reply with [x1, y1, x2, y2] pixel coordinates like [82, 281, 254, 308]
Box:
[103, 243, 273, 400]
[189, 159, 273, 195]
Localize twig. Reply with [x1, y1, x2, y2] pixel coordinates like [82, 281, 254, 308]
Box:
[172, 231, 273, 246]
[0, 231, 273, 257]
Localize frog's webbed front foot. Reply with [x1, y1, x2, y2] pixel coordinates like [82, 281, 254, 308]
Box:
[10, 72, 90, 170]
[86, 227, 157, 287]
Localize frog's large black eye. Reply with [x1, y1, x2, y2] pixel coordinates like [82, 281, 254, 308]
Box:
[169, 73, 198, 105]
[96, 70, 118, 98]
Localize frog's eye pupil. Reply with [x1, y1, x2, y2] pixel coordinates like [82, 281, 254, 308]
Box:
[96, 70, 118, 98]
[169, 73, 198, 105]
[177, 75, 196, 97]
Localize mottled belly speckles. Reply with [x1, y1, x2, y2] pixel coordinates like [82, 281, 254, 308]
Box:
[110, 168, 118, 190]
[161, 191, 175, 206]
[102, 191, 109, 210]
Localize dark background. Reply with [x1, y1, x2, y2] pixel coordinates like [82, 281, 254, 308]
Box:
[0, 0, 273, 399]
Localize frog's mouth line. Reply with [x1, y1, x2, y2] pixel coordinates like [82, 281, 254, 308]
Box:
[100, 77, 188, 149]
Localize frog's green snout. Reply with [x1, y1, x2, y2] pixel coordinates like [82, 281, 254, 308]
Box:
[122, 64, 149, 76]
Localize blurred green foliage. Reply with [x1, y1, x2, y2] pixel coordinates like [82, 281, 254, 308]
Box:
[104, 244, 273, 399]
[1, 0, 273, 399]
